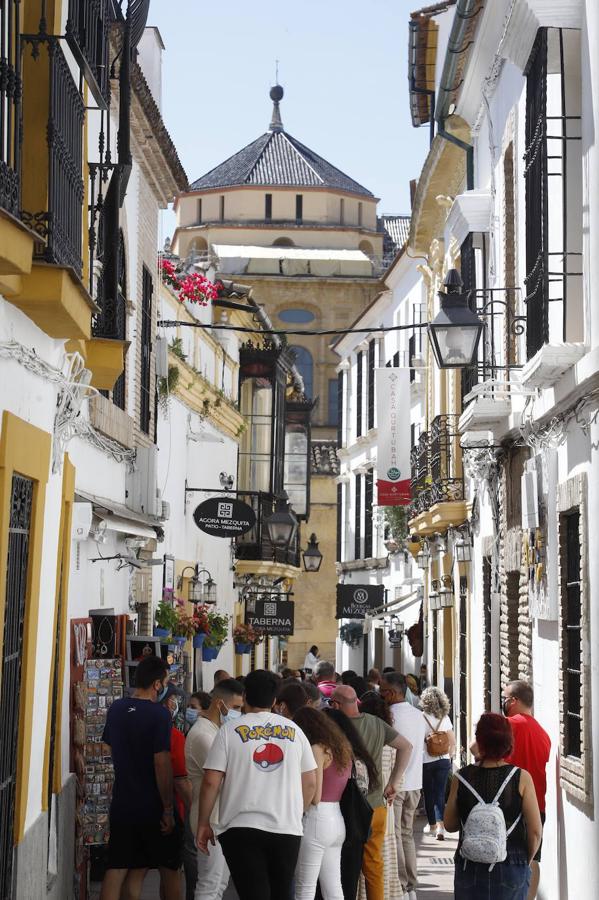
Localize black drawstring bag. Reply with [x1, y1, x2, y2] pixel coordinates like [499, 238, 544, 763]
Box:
[340, 763, 374, 844]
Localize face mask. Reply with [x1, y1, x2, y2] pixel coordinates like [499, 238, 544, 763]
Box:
[157, 683, 168, 703]
[185, 708, 199, 725]
[220, 706, 242, 725]
[502, 698, 513, 717]
[170, 699, 179, 720]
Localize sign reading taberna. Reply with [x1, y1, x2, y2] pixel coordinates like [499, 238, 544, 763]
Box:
[245, 597, 295, 636]
[336, 584, 384, 619]
[193, 497, 256, 538]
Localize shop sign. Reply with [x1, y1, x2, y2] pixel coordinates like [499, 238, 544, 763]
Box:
[193, 497, 256, 538]
[336, 583, 384, 619]
[376, 368, 411, 505]
[245, 596, 295, 635]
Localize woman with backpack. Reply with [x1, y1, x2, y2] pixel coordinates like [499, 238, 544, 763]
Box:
[444, 712, 542, 898]
[420, 686, 455, 840]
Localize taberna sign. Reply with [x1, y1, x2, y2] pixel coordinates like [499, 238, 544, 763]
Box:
[193, 497, 256, 538]
[336, 583, 384, 619]
[245, 596, 295, 636]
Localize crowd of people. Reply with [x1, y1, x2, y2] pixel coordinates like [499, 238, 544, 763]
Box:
[98, 649, 550, 900]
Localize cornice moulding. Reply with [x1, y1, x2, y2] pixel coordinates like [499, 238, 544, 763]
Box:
[445, 191, 492, 247]
[501, 0, 583, 71]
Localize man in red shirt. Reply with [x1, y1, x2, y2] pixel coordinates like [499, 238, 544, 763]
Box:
[503, 680, 551, 899]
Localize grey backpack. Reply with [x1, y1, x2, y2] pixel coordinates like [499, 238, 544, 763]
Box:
[455, 767, 521, 870]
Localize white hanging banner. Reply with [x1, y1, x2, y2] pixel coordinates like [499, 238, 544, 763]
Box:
[375, 368, 411, 506]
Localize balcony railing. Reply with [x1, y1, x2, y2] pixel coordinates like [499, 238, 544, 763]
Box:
[21, 37, 84, 276]
[235, 491, 300, 569]
[66, 0, 110, 107]
[0, 0, 22, 217]
[408, 418, 463, 518]
[430, 415, 463, 504]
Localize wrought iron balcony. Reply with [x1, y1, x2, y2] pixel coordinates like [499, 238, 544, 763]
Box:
[430, 414, 463, 504]
[0, 0, 22, 217]
[235, 491, 301, 569]
[66, 0, 111, 107]
[21, 36, 84, 276]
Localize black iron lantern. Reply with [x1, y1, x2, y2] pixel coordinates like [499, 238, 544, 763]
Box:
[428, 269, 484, 369]
[454, 528, 472, 564]
[302, 533, 323, 573]
[264, 492, 298, 549]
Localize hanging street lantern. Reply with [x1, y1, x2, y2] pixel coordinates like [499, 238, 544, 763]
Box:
[179, 565, 218, 605]
[428, 269, 485, 369]
[302, 533, 323, 573]
[416, 540, 431, 570]
[454, 528, 473, 564]
[439, 575, 455, 608]
[264, 491, 298, 549]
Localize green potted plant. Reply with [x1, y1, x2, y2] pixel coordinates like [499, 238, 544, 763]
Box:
[154, 599, 178, 640]
[202, 610, 230, 662]
[339, 621, 363, 647]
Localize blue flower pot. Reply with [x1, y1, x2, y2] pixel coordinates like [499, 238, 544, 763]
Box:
[235, 643, 251, 655]
[193, 633, 207, 649]
[154, 627, 170, 639]
[173, 636, 186, 647]
[202, 645, 220, 662]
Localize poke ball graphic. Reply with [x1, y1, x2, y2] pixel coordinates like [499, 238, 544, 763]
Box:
[253, 742, 284, 772]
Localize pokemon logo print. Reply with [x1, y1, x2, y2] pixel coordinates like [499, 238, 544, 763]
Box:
[253, 743, 284, 772]
[235, 722, 296, 743]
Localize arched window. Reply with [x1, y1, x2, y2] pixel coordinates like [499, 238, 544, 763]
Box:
[190, 237, 208, 256]
[359, 240, 374, 256]
[290, 345, 313, 398]
[272, 237, 295, 247]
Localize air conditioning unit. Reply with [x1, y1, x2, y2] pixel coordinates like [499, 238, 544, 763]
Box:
[155, 335, 169, 378]
[126, 446, 161, 518]
[72, 502, 93, 541]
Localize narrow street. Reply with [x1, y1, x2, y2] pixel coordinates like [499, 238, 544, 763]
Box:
[90, 815, 458, 899]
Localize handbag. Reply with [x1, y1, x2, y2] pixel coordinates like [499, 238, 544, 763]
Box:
[423, 715, 450, 756]
[340, 762, 374, 844]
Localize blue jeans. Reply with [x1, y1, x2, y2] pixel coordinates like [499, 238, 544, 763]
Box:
[454, 859, 531, 899]
[422, 759, 451, 825]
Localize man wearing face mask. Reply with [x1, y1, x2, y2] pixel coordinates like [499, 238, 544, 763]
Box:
[99, 656, 178, 900]
[185, 678, 244, 900]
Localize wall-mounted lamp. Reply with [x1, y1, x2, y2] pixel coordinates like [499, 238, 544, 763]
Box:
[302, 533, 323, 573]
[178, 565, 217, 604]
[264, 491, 298, 549]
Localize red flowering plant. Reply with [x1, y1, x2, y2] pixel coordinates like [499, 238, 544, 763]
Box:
[191, 604, 211, 635]
[160, 259, 223, 307]
[233, 623, 264, 646]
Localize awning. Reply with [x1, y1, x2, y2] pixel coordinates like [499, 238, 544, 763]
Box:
[75, 489, 163, 527]
[94, 513, 157, 540]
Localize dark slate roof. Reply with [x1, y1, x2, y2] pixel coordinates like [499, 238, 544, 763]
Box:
[379, 215, 411, 258]
[190, 130, 374, 198]
[311, 441, 340, 476]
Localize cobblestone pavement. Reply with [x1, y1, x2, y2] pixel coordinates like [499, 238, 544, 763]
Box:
[91, 815, 458, 899]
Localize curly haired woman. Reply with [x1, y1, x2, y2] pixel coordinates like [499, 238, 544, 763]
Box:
[420, 686, 456, 840]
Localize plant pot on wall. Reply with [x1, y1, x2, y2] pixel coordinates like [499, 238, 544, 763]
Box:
[154, 627, 170, 639]
[235, 643, 251, 655]
[202, 645, 220, 662]
[193, 633, 207, 649]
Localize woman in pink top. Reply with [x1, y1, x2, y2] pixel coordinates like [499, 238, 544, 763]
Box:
[293, 707, 352, 900]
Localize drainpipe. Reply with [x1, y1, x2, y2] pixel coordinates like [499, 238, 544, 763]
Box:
[434, 0, 481, 191]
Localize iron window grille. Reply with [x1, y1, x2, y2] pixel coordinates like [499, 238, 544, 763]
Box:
[483, 556, 492, 712]
[524, 28, 583, 359]
[356, 351, 363, 438]
[458, 575, 468, 765]
[364, 470, 374, 558]
[66, 0, 110, 107]
[0, 474, 33, 900]
[336, 483, 343, 562]
[562, 510, 582, 758]
[367, 340, 376, 431]
[0, 0, 22, 217]
[139, 265, 153, 433]
[21, 36, 85, 275]
[354, 473, 362, 560]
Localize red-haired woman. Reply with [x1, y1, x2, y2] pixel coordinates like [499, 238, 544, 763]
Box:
[444, 712, 542, 898]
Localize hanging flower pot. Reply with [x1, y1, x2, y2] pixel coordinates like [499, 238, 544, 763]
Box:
[154, 627, 170, 639]
[193, 633, 207, 649]
[173, 636, 186, 647]
[202, 645, 221, 662]
[235, 643, 251, 655]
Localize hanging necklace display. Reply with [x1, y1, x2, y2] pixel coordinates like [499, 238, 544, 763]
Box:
[93, 616, 115, 658]
[74, 623, 88, 666]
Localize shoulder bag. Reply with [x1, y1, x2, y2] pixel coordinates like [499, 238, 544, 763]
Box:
[340, 762, 374, 844]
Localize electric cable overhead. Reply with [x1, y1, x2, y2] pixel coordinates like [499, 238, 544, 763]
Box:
[157, 320, 428, 337]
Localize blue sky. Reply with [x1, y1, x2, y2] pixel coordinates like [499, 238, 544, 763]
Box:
[149, 0, 430, 237]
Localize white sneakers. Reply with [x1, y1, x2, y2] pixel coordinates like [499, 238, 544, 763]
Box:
[402, 892, 417, 900]
[423, 823, 432, 833]
[436, 823, 446, 841]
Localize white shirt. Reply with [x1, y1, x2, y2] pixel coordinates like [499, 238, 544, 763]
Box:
[204, 710, 317, 836]
[303, 651, 319, 671]
[422, 713, 453, 763]
[389, 701, 426, 791]
[185, 716, 219, 829]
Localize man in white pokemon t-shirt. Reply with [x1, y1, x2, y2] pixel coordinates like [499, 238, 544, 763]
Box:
[196, 669, 317, 900]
